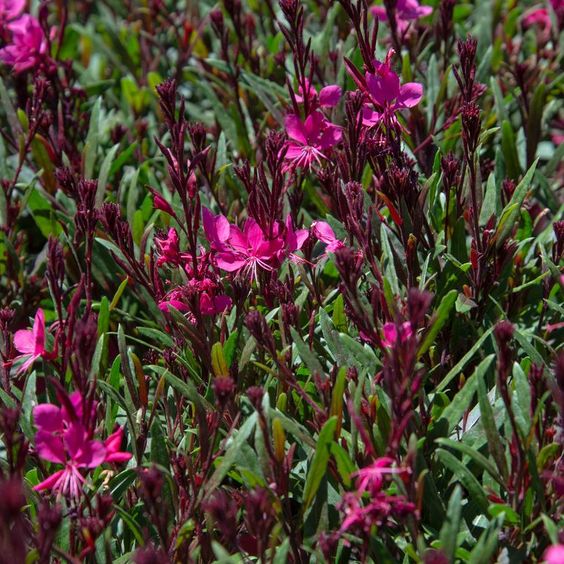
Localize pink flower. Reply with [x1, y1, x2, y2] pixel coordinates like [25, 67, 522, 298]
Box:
[544, 545, 564, 564]
[217, 219, 285, 278]
[13, 308, 48, 373]
[371, 0, 432, 33]
[294, 79, 342, 109]
[0, 0, 24, 22]
[104, 427, 133, 464]
[353, 457, 406, 494]
[34, 422, 107, 498]
[284, 111, 342, 169]
[158, 280, 231, 319]
[311, 221, 344, 253]
[381, 321, 413, 347]
[204, 209, 282, 279]
[204, 208, 311, 279]
[0, 14, 48, 73]
[360, 50, 423, 127]
[199, 292, 232, 316]
[33, 396, 130, 497]
[155, 228, 187, 267]
[203, 207, 231, 251]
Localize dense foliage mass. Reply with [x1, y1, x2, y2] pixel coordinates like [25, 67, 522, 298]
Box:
[0, 0, 563, 562]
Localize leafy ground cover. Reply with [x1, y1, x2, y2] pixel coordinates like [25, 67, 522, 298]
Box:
[0, 0, 563, 562]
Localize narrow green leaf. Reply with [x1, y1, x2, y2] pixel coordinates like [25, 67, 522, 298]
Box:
[437, 328, 494, 392]
[290, 326, 324, 376]
[302, 416, 337, 512]
[83, 98, 101, 179]
[418, 290, 457, 357]
[468, 516, 504, 564]
[436, 438, 504, 486]
[440, 354, 494, 433]
[436, 448, 489, 513]
[202, 412, 258, 499]
[439, 485, 463, 562]
[477, 374, 509, 481]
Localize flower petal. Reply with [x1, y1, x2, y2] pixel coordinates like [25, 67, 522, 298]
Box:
[319, 85, 341, 107]
[398, 82, 423, 108]
[33, 404, 63, 433]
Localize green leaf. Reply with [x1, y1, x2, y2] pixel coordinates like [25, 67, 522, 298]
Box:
[440, 354, 495, 433]
[95, 143, 119, 207]
[202, 412, 258, 500]
[160, 369, 212, 412]
[435, 438, 504, 486]
[418, 290, 457, 357]
[439, 486, 463, 562]
[302, 416, 337, 512]
[479, 173, 500, 226]
[501, 119, 521, 179]
[477, 373, 509, 481]
[437, 327, 494, 392]
[495, 159, 538, 248]
[468, 516, 504, 564]
[83, 97, 102, 179]
[330, 442, 355, 488]
[21, 372, 37, 440]
[97, 380, 140, 462]
[436, 448, 489, 514]
[290, 326, 324, 376]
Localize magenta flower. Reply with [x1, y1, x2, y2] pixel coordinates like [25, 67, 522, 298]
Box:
[158, 277, 232, 320]
[34, 423, 107, 498]
[13, 308, 48, 374]
[33, 396, 131, 497]
[155, 228, 187, 267]
[360, 51, 423, 127]
[199, 292, 232, 316]
[203, 209, 311, 279]
[294, 79, 342, 109]
[0, 14, 48, 72]
[204, 209, 283, 279]
[104, 427, 133, 464]
[544, 544, 564, 564]
[381, 321, 413, 347]
[371, 0, 432, 33]
[0, 0, 24, 22]
[284, 111, 342, 169]
[353, 457, 405, 494]
[217, 219, 285, 277]
[311, 221, 344, 253]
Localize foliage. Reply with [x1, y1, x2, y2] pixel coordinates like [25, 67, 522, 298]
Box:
[0, 0, 563, 562]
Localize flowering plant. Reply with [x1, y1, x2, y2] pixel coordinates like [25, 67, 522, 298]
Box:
[0, 0, 562, 561]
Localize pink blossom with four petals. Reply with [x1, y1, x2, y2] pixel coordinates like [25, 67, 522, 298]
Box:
[353, 457, 406, 494]
[13, 308, 48, 374]
[284, 111, 342, 169]
[33, 395, 131, 497]
[361, 50, 423, 127]
[0, 13, 48, 72]
[203, 208, 286, 280]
